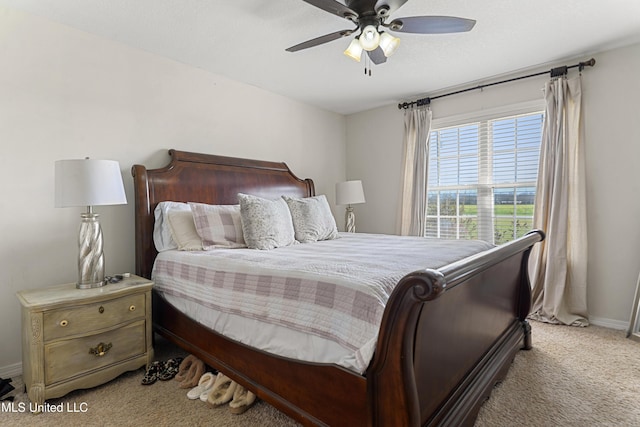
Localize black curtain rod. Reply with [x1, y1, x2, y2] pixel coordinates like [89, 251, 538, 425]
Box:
[398, 57, 596, 110]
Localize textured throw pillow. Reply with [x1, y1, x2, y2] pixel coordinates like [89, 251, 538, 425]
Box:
[153, 201, 191, 252]
[189, 203, 246, 250]
[237, 193, 296, 250]
[166, 210, 203, 251]
[283, 195, 339, 243]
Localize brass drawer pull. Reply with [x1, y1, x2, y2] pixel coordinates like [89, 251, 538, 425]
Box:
[129, 305, 136, 312]
[98, 306, 104, 314]
[60, 320, 68, 327]
[89, 342, 113, 357]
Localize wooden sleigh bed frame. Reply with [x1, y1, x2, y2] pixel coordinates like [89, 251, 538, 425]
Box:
[132, 149, 544, 426]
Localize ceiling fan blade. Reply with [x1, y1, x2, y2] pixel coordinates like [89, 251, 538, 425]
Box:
[388, 16, 476, 34]
[374, 0, 408, 17]
[367, 47, 387, 64]
[286, 29, 355, 52]
[302, 0, 359, 21]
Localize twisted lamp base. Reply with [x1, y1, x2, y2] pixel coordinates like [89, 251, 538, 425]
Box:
[345, 206, 356, 233]
[77, 212, 105, 289]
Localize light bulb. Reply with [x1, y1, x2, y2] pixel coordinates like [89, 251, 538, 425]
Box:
[379, 32, 400, 57]
[343, 38, 363, 62]
[359, 25, 380, 51]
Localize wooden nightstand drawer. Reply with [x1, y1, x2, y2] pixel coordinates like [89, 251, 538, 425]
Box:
[44, 319, 146, 385]
[43, 293, 146, 341]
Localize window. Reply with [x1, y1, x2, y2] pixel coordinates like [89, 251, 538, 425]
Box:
[426, 106, 543, 244]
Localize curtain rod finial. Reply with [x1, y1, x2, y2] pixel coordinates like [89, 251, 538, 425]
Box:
[584, 58, 596, 68]
[579, 58, 596, 72]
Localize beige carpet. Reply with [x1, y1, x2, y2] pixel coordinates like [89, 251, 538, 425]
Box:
[475, 322, 640, 427]
[2, 322, 639, 426]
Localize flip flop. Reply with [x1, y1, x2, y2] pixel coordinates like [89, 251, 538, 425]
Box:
[177, 356, 206, 389]
[228, 384, 256, 415]
[206, 373, 237, 408]
[141, 361, 163, 385]
[159, 357, 184, 381]
[174, 355, 196, 383]
[186, 372, 216, 400]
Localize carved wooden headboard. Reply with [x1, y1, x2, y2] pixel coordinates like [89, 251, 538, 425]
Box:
[131, 149, 315, 279]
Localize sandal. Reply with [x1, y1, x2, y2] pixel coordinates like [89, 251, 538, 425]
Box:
[159, 357, 183, 381]
[228, 384, 256, 415]
[207, 373, 237, 407]
[175, 355, 196, 383]
[141, 360, 163, 385]
[187, 372, 216, 400]
[177, 356, 206, 389]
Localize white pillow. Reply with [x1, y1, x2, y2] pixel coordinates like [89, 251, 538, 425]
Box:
[189, 203, 246, 250]
[166, 210, 203, 251]
[153, 201, 191, 252]
[283, 195, 338, 243]
[238, 193, 296, 250]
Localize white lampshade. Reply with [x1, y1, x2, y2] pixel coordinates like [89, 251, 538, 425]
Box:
[379, 32, 400, 57]
[336, 180, 366, 206]
[359, 25, 380, 51]
[55, 159, 127, 207]
[344, 38, 363, 62]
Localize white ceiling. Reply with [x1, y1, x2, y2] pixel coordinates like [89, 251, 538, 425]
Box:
[2, 0, 640, 115]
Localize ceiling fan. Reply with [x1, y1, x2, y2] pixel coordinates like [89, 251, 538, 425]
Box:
[286, 0, 476, 65]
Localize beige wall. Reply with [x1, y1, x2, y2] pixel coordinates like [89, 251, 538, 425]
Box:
[0, 8, 346, 374]
[346, 42, 640, 329]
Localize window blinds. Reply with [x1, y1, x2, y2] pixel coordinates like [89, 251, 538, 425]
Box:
[426, 111, 543, 244]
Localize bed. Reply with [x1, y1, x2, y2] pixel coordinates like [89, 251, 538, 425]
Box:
[132, 149, 544, 426]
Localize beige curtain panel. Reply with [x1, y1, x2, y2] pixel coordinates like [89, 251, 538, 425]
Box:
[400, 106, 432, 236]
[529, 76, 589, 326]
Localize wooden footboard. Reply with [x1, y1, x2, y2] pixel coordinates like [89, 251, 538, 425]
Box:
[132, 150, 544, 426]
[369, 229, 543, 426]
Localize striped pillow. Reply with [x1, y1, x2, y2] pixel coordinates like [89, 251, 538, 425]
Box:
[189, 203, 246, 250]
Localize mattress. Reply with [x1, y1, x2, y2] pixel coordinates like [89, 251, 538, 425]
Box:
[152, 232, 493, 373]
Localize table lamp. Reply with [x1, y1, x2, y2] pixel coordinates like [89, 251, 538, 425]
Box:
[55, 158, 127, 288]
[335, 180, 365, 233]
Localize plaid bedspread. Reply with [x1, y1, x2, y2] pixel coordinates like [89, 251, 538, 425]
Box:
[152, 232, 493, 372]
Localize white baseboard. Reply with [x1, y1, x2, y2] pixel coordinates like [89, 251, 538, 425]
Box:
[0, 361, 22, 379]
[589, 316, 629, 330]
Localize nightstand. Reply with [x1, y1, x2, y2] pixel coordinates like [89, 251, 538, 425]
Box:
[16, 275, 154, 406]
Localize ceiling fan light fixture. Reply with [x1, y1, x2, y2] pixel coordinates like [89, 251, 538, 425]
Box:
[359, 25, 380, 51]
[344, 38, 363, 62]
[379, 32, 400, 57]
